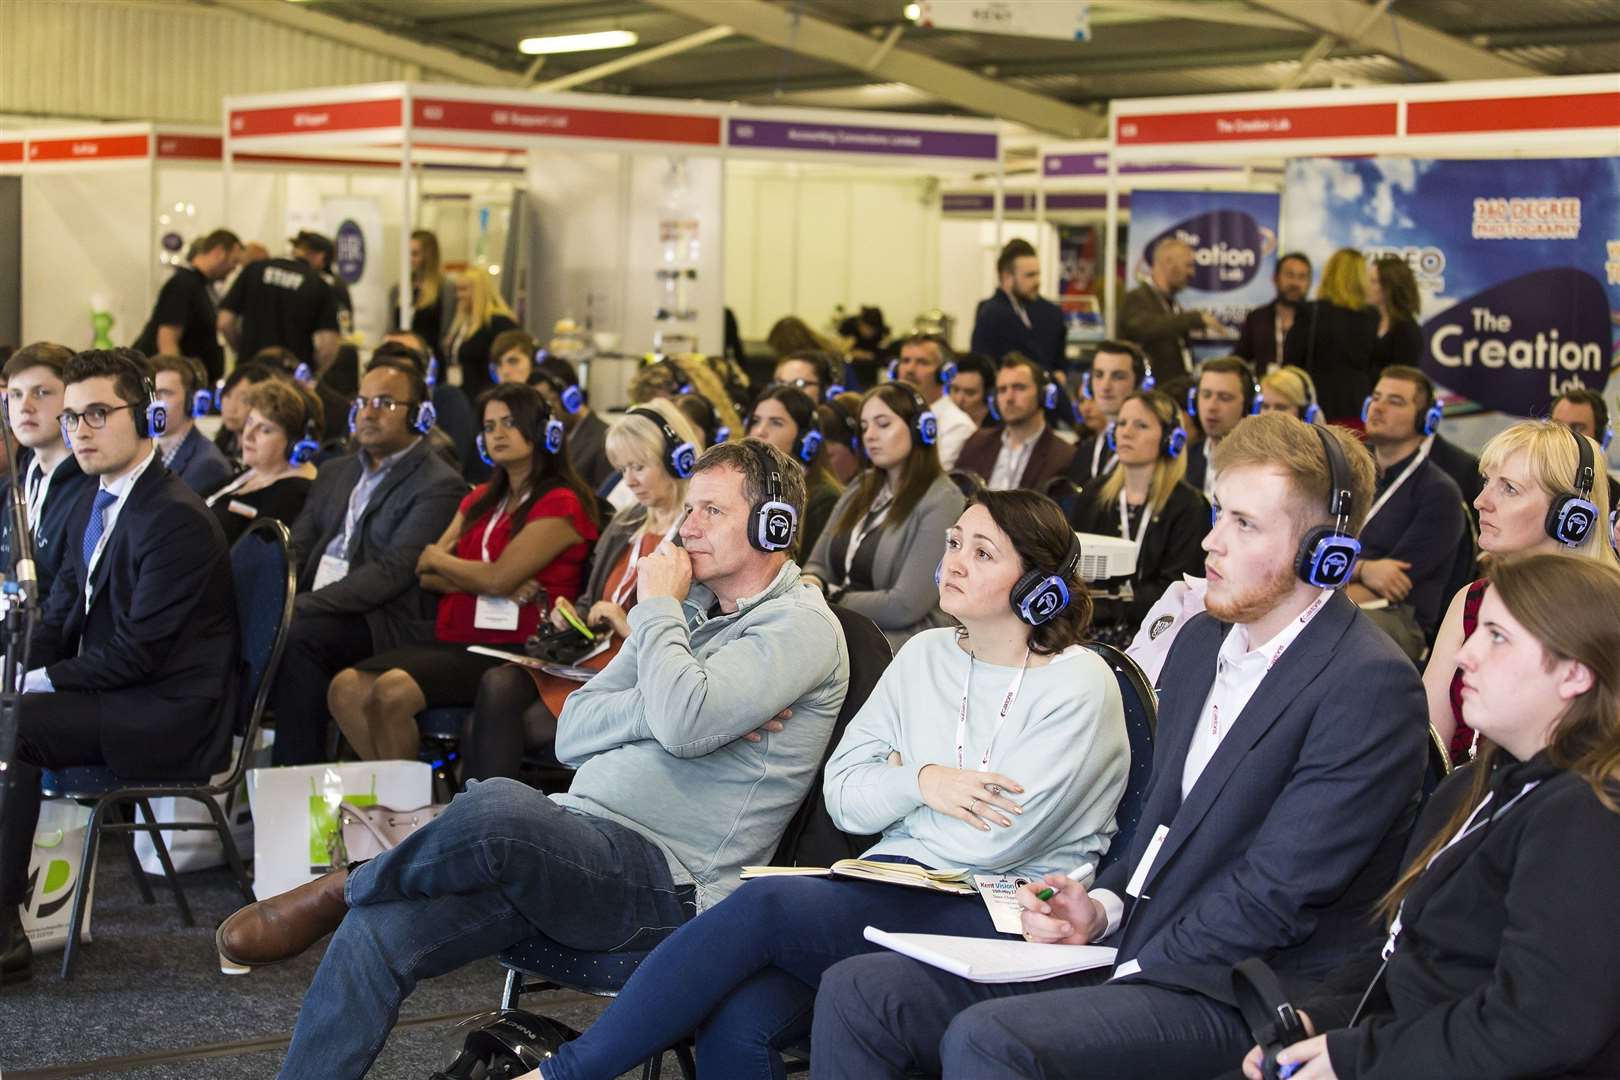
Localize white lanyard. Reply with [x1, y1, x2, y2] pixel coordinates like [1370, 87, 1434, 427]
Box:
[844, 490, 893, 579]
[1117, 491, 1153, 548]
[609, 516, 681, 608]
[204, 470, 254, 508]
[1005, 289, 1032, 330]
[1382, 780, 1542, 960]
[954, 647, 1032, 771]
[479, 505, 510, 564]
[24, 459, 53, 536]
[1362, 437, 1432, 530]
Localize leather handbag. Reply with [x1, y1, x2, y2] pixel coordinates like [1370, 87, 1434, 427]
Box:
[328, 801, 447, 866]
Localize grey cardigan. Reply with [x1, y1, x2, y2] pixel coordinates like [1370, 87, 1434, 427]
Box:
[804, 472, 965, 650]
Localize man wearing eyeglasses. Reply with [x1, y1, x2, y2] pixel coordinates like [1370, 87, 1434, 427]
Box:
[269, 356, 465, 766]
[0, 348, 239, 986]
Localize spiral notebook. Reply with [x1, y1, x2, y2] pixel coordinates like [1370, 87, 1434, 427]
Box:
[863, 927, 1116, 983]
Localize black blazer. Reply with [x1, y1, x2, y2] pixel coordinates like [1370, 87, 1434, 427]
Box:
[1283, 301, 1379, 421]
[1095, 592, 1427, 1005]
[29, 460, 238, 780]
[1305, 758, 1620, 1079]
[289, 438, 465, 653]
[1068, 479, 1209, 634]
[0, 450, 97, 597]
[1234, 299, 1287, 374]
[969, 290, 1067, 372]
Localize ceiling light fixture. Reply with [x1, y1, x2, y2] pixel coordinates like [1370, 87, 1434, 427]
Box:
[518, 30, 639, 55]
[903, 3, 921, 20]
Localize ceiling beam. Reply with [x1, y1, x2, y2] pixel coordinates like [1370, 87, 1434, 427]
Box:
[203, 0, 524, 85]
[1246, 0, 1540, 81]
[641, 0, 1104, 137]
[532, 25, 735, 93]
[1087, 0, 1300, 31]
[1280, 0, 1394, 89]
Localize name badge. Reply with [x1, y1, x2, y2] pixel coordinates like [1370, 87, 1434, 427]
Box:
[1125, 824, 1170, 899]
[313, 554, 350, 591]
[474, 595, 522, 631]
[227, 499, 259, 520]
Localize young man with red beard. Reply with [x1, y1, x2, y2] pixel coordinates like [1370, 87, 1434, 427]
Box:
[811, 413, 1430, 1079]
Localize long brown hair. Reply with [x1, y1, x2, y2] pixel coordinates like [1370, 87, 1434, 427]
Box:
[1374, 255, 1420, 325]
[460, 383, 598, 541]
[833, 383, 944, 537]
[964, 489, 1093, 656]
[1379, 554, 1620, 922]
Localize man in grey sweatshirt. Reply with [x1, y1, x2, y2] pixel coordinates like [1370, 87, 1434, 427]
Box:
[218, 440, 850, 1080]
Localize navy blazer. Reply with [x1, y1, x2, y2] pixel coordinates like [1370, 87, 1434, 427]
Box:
[28, 459, 238, 779]
[167, 425, 235, 496]
[0, 449, 97, 596]
[1096, 590, 1426, 1005]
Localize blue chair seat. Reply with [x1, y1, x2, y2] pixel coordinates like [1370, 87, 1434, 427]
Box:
[499, 937, 654, 995]
[419, 707, 471, 741]
[40, 768, 207, 799]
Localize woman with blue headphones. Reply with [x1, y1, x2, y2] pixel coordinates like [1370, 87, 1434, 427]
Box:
[747, 383, 843, 558]
[1067, 388, 1211, 646]
[529, 489, 1130, 1080]
[328, 382, 601, 761]
[200, 378, 323, 546]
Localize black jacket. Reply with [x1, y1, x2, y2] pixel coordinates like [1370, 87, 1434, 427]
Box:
[1305, 757, 1620, 1079]
[969, 290, 1067, 372]
[1068, 478, 1209, 636]
[1283, 301, 1378, 421]
[29, 459, 238, 779]
[0, 449, 96, 597]
[1369, 318, 1423, 376]
[1359, 448, 1465, 633]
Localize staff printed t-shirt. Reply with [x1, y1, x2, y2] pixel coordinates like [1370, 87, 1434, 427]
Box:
[434, 484, 598, 645]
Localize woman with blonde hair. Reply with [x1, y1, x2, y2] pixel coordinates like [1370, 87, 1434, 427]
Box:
[629, 355, 742, 444]
[1284, 248, 1378, 424]
[389, 229, 457, 360]
[1424, 419, 1617, 764]
[444, 264, 518, 401]
[1258, 364, 1322, 423]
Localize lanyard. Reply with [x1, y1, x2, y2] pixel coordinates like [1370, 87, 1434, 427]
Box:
[1382, 780, 1542, 960]
[1005, 289, 1032, 330]
[955, 646, 1032, 771]
[845, 490, 893, 579]
[1207, 589, 1330, 740]
[24, 458, 53, 537]
[1362, 437, 1433, 530]
[610, 516, 682, 608]
[479, 505, 510, 564]
[1117, 491, 1153, 548]
[204, 470, 254, 509]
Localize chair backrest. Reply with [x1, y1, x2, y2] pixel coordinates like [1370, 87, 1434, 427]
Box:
[1084, 641, 1157, 874]
[217, 519, 296, 796]
[770, 605, 893, 866]
[1422, 722, 1453, 801]
[947, 469, 987, 500]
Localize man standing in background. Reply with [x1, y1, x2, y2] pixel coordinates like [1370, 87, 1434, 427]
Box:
[1120, 238, 1228, 384]
[133, 229, 240, 384]
[1235, 252, 1312, 375]
[971, 239, 1067, 373]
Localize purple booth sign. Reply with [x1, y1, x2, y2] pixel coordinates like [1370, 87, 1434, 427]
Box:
[729, 118, 998, 161]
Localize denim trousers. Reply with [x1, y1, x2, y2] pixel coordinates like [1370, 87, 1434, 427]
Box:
[543, 866, 999, 1080]
[277, 778, 695, 1080]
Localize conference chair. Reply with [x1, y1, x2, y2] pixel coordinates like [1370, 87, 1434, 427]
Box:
[1083, 641, 1157, 874]
[947, 469, 987, 499]
[1424, 722, 1453, 799]
[491, 606, 893, 1079]
[40, 519, 296, 979]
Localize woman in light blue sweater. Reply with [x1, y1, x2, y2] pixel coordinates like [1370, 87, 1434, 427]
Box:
[537, 489, 1130, 1080]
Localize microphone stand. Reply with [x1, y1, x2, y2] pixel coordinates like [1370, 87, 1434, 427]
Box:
[0, 417, 41, 823]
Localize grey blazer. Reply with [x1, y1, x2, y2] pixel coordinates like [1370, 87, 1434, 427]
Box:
[289, 438, 467, 652]
[804, 473, 965, 650]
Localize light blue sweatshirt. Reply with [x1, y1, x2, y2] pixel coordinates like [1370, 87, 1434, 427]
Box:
[554, 560, 850, 910]
[823, 627, 1128, 884]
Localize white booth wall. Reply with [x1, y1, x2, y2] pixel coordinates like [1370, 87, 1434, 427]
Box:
[937, 218, 1058, 353]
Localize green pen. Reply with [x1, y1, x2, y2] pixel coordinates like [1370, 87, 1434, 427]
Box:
[1035, 865, 1089, 902]
[558, 603, 597, 641]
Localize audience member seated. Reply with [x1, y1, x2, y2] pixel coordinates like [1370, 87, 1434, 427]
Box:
[1245, 554, 1620, 1080]
[891, 333, 976, 470]
[1552, 386, 1618, 507]
[217, 441, 851, 1080]
[956, 353, 1076, 492]
[812, 413, 1427, 1078]
[1184, 355, 1260, 500]
[0, 343, 96, 593]
[1069, 340, 1154, 487]
[630, 355, 744, 441]
[1423, 420, 1616, 765]
[248, 346, 349, 452]
[269, 357, 465, 766]
[747, 383, 842, 558]
[803, 383, 965, 650]
[1347, 367, 1466, 660]
[535, 490, 1129, 1079]
[462, 402, 699, 784]
[0, 350, 238, 985]
[327, 383, 599, 760]
[488, 328, 540, 386]
[1067, 389, 1209, 646]
[211, 361, 279, 461]
[148, 354, 234, 495]
[817, 393, 863, 485]
[773, 348, 841, 403]
[534, 355, 613, 491]
[675, 391, 730, 449]
[1259, 364, 1323, 423]
[945, 350, 997, 428]
[376, 336, 474, 475]
[201, 379, 322, 545]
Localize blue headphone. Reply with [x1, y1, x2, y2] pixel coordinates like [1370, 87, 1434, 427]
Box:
[886, 356, 957, 389]
[1105, 395, 1187, 460]
[894, 382, 938, 448]
[477, 396, 565, 466]
[532, 354, 585, 415]
[1188, 362, 1261, 420]
[1546, 426, 1600, 547]
[935, 529, 1083, 627]
[1292, 425, 1362, 588]
[347, 395, 437, 436]
[1362, 390, 1442, 437]
[1081, 349, 1156, 400]
[289, 418, 321, 465]
[628, 407, 697, 479]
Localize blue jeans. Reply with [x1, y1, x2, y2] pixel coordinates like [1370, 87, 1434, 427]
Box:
[278, 779, 695, 1080]
[543, 867, 999, 1080]
[810, 951, 1251, 1078]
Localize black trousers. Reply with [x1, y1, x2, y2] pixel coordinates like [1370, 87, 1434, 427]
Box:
[269, 612, 375, 767]
[1, 692, 105, 906]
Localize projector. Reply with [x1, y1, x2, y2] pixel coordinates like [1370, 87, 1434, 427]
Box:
[1073, 531, 1140, 582]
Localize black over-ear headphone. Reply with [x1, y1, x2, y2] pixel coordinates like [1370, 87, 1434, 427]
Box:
[478, 393, 565, 466]
[628, 407, 697, 479]
[1294, 425, 1362, 588]
[1188, 360, 1261, 419]
[744, 439, 798, 552]
[107, 352, 169, 439]
[1106, 392, 1187, 459]
[1546, 426, 1600, 547]
[531, 355, 585, 414]
[1009, 530, 1083, 626]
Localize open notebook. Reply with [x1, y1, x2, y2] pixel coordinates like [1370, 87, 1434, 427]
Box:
[864, 927, 1116, 983]
[739, 859, 978, 895]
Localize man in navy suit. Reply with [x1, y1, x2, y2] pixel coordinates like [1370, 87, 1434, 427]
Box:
[0, 349, 238, 985]
[149, 354, 234, 495]
[811, 413, 1427, 1077]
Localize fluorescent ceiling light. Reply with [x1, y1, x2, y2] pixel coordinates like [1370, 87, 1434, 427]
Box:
[903, 3, 921, 20]
[519, 30, 639, 55]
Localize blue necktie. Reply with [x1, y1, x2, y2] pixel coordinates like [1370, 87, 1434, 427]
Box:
[82, 489, 119, 574]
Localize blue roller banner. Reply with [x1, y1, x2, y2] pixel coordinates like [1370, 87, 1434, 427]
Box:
[1281, 156, 1620, 421]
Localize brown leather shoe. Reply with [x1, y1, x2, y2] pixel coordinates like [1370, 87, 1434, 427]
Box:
[216, 869, 349, 974]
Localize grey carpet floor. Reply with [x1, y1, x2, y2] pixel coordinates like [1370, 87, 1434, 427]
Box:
[0, 850, 679, 1079]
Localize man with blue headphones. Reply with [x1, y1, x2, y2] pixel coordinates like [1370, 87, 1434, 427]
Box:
[148, 353, 234, 495]
[1184, 356, 1260, 501]
[893, 333, 977, 471]
[1350, 365, 1467, 660]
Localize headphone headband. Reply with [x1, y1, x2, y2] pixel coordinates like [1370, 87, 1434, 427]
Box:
[628, 406, 697, 479]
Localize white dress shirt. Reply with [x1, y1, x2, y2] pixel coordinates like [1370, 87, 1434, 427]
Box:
[987, 420, 1044, 491]
[1200, 439, 1217, 501]
[929, 393, 978, 471]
